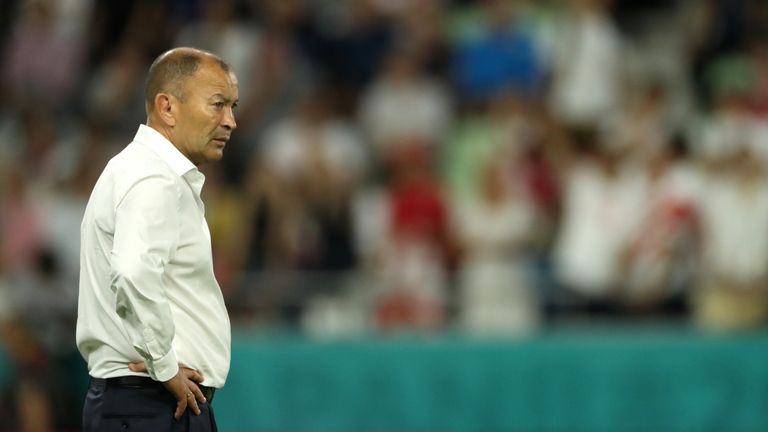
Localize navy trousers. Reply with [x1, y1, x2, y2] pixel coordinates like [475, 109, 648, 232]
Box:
[82, 378, 218, 432]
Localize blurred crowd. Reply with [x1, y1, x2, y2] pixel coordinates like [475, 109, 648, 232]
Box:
[5, 0, 768, 333]
[3, 0, 768, 428]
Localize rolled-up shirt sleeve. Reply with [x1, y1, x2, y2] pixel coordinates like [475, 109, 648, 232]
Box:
[110, 173, 181, 382]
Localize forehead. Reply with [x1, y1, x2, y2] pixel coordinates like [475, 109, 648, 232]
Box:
[186, 61, 238, 99]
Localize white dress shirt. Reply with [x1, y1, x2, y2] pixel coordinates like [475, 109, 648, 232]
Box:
[77, 125, 231, 388]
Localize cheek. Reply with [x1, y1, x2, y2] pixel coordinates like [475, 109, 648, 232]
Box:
[212, 114, 225, 130]
[195, 116, 216, 143]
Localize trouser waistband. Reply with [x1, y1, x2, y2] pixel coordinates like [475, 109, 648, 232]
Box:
[91, 375, 216, 404]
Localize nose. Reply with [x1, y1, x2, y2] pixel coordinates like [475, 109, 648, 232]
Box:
[222, 107, 237, 130]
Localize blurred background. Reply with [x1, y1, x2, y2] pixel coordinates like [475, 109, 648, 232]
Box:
[2, 0, 768, 430]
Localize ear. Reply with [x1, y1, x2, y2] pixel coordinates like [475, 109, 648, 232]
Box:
[154, 93, 177, 127]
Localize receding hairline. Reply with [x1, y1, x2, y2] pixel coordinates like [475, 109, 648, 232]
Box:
[144, 47, 232, 113]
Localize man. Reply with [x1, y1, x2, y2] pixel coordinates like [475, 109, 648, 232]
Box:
[77, 47, 238, 431]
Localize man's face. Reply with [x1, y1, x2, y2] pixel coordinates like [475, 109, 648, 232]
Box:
[173, 60, 238, 166]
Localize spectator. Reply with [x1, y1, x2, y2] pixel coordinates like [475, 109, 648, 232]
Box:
[83, 39, 148, 134]
[307, 0, 394, 100]
[0, 248, 80, 431]
[387, 0, 452, 76]
[244, 89, 367, 323]
[621, 140, 701, 316]
[0, 167, 42, 274]
[358, 47, 453, 161]
[200, 163, 248, 298]
[454, 155, 539, 334]
[230, 0, 317, 177]
[175, 0, 258, 105]
[600, 84, 675, 162]
[2, 0, 86, 112]
[443, 91, 534, 201]
[452, 0, 545, 102]
[548, 0, 625, 129]
[551, 133, 648, 316]
[373, 145, 453, 332]
[693, 147, 768, 331]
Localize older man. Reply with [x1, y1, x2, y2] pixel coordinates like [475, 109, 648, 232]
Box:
[77, 47, 238, 431]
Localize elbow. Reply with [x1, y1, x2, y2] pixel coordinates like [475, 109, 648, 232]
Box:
[109, 255, 162, 295]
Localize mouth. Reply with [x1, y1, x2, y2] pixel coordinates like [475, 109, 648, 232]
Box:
[212, 137, 229, 146]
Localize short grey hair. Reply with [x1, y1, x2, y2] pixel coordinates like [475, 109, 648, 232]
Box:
[144, 47, 230, 113]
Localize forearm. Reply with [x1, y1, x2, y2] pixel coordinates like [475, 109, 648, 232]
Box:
[111, 268, 179, 381]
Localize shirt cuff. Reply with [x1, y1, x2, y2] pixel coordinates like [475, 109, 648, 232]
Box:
[148, 348, 179, 382]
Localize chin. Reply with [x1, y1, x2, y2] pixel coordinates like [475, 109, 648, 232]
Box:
[205, 150, 225, 163]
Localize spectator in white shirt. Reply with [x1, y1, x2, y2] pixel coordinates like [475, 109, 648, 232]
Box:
[454, 156, 539, 334]
[548, 0, 624, 129]
[693, 147, 768, 331]
[77, 47, 238, 430]
[552, 139, 648, 314]
[358, 48, 452, 160]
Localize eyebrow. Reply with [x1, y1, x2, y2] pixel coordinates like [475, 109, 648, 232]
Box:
[209, 94, 238, 103]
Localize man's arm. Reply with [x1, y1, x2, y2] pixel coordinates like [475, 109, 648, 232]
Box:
[111, 174, 200, 417]
[112, 174, 180, 380]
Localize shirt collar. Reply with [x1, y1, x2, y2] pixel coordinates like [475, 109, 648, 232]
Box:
[133, 124, 197, 177]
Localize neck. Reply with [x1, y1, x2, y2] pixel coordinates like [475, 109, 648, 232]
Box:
[146, 117, 195, 164]
[146, 116, 173, 142]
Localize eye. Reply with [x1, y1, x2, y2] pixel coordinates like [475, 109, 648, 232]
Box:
[213, 102, 225, 109]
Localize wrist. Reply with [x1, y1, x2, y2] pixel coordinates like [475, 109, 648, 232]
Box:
[147, 349, 179, 382]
